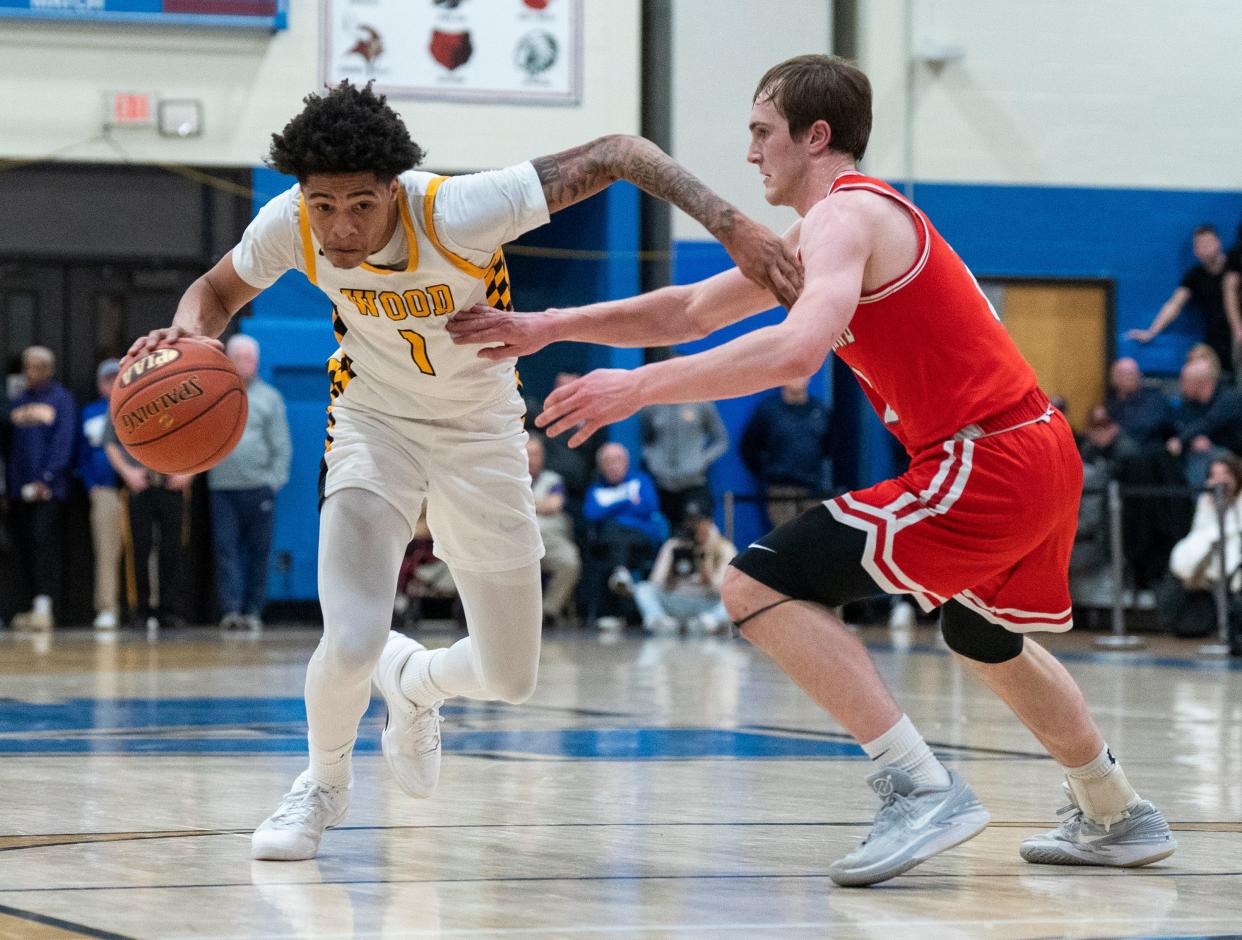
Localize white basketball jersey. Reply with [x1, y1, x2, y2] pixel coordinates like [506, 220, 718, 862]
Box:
[232, 164, 549, 422]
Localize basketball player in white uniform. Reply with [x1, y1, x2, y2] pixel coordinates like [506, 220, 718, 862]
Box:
[124, 81, 800, 860]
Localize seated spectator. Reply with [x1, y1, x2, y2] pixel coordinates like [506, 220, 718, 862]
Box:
[640, 391, 728, 529]
[1106, 357, 1175, 451]
[207, 335, 292, 632]
[1081, 404, 1139, 468]
[1128, 224, 1234, 374]
[1186, 342, 1223, 376]
[527, 434, 581, 624]
[628, 503, 736, 634]
[1168, 358, 1242, 488]
[7, 346, 75, 632]
[582, 442, 668, 626]
[1071, 406, 1139, 597]
[1156, 456, 1242, 637]
[78, 358, 123, 632]
[740, 376, 832, 529]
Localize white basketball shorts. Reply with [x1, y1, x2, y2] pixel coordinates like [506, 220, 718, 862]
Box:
[321, 389, 544, 573]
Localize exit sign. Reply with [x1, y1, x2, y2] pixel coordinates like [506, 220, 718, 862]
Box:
[106, 91, 155, 127]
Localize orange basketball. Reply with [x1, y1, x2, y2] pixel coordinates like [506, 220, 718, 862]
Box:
[110, 340, 248, 475]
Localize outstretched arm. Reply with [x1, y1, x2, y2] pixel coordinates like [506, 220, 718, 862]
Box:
[1126, 287, 1190, 343]
[447, 221, 800, 359]
[533, 135, 801, 306]
[538, 198, 870, 446]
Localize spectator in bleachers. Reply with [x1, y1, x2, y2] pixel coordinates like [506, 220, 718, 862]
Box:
[7, 346, 75, 632]
[740, 376, 832, 529]
[526, 434, 580, 625]
[582, 442, 667, 627]
[1128, 224, 1237, 375]
[1168, 357, 1242, 488]
[527, 372, 600, 507]
[78, 358, 123, 632]
[1071, 405, 1139, 592]
[1186, 342, 1222, 374]
[104, 419, 192, 631]
[207, 335, 291, 632]
[640, 394, 728, 529]
[626, 502, 736, 635]
[1157, 455, 1242, 637]
[1106, 357, 1175, 451]
[1081, 404, 1139, 469]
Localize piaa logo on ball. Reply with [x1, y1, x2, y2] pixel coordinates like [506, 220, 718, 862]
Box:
[120, 348, 181, 388]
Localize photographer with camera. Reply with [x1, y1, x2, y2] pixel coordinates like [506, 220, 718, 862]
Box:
[628, 503, 736, 634]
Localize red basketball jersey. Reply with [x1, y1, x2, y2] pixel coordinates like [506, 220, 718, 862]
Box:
[826, 172, 1039, 454]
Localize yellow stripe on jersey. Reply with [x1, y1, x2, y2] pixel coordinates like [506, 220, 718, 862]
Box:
[422, 176, 490, 279]
[298, 196, 318, 286]
[299, 189, 420, 283]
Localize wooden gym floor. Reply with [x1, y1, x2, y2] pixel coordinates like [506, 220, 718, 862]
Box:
[0, 623, 1238, 939]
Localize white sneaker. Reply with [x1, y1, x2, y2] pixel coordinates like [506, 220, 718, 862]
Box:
[644, 615, 678, 634]
[93, 610, 118, 631]
[13, 609, 52, 633]
[374, 634, 442, 798]
[252, 770, 350, 861]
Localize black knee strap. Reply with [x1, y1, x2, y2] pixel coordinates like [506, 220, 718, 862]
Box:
[733, 597, 796, 630]
[940, 600, 1024, 663]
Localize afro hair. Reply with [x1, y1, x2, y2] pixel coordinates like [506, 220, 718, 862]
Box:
[267, 81, 425, 182]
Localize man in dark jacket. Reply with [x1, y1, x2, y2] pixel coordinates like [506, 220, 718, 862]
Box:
[1169, 358, 1242, 487]
[740, 376, 832, 528]
[7, 346, 76, 631]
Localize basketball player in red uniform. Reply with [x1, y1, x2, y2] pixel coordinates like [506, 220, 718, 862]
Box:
[448, 54, 1176, 886]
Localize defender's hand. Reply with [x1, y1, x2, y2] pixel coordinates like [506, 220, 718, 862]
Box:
[446, 305, 553, 360]
[720, 216, 802, 308]
[537, 369, 642, 448]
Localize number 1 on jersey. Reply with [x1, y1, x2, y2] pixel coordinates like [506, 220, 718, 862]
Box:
[399, 329, 436, 376]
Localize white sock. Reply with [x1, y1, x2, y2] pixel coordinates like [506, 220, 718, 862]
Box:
[1064, 744, 1140, 826]
[400, 563, 543, 706]
[400, 647, 462, 706]
[861, 714, 951, 789]
[33, 595, 51, 615]
[308, 741, 353, 789]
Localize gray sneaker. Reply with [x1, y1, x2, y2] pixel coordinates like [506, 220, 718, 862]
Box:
[829, 767, 991, 887]
[1020, 785, 1176, 867]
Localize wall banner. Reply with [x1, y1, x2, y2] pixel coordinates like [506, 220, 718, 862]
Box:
[322, 0, 581, 106]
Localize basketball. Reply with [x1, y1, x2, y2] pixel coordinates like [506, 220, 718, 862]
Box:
[109, 340, 248, 475]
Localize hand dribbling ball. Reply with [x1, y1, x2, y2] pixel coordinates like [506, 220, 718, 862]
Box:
[110, 340, 248, 474]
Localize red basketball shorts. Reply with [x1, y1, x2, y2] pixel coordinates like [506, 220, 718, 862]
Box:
[825, 407, 1082, 632]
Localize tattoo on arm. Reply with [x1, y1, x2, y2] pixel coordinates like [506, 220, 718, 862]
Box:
[534, 135, 739, 238]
